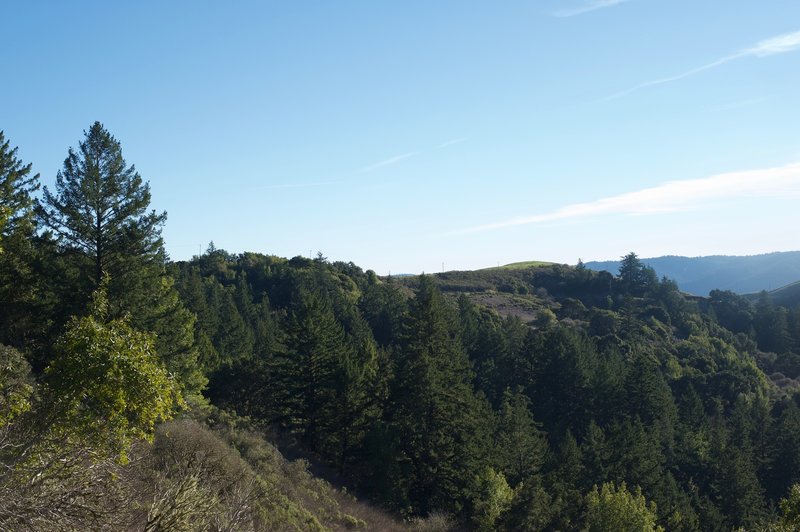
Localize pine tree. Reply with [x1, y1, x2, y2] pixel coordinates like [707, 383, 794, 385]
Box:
[711, 441, 765, 528]
[213, 287, 254, 364]
[0, 132, 41, 349]
[384, 275, 490, 515]
[607, 418, 665, 498]
[330, 314, 380, 475]
[459, 295, 508, 406]
[252, 292, 281, 359]
[529, 326, 595, 434]
[548, 431, 585, 529]
[173, 266, 220, 372]
[0, 131, 39, 245]
[618, 252, 657, 296]
[359, 273, 406, 348]
[37, 122, 203, 392]
[767, 401, 800, 501]
[274, 290, 346, 453]
[38, 122, 165, 291]
[582, 420, 610, 487]
[754, 291, 791, 353]
[584, 481, 664, 532]
[494, 387, 548, 487]
[501, 476, 554, 532]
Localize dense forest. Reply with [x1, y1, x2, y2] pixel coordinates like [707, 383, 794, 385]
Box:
[3, 124, 800, 531]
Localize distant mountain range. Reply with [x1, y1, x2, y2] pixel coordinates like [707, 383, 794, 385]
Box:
[584, 251, 800, 296]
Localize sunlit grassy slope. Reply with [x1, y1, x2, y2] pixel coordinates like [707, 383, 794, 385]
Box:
[489, 261, 555, 270]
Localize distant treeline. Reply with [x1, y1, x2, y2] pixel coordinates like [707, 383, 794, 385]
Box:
[585, 252, 800, 295]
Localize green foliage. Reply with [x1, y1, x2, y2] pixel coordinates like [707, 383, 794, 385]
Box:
[501, 477, 554, 531]
[494, 387, 548, 487]
[528, 326, 595, 433]
[384, 275, 491, 515]
[360, 274, 408, 347]
[0, 131, 39, 253]
[274, 290, 348, 450]
[0, 132, 43, 351]
[755, 291, 792, 354]
[471, 468, 514, 531]
[38, 121, 166, 287]
[778, 484, 800, 529]
[5, 133, 800, 532]
[138, 273, 206, 395]
[45, 286, 183, 460]
[36, 122, 203, 392]
[0, 344, 33, 426]
[618, 252, 658, 296]
[583, 481, 663, 532]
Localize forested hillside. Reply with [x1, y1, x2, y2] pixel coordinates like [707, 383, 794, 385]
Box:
[584, 252, 800, 295]
[4, 125, 800, 530]
[746, 281, 800, 310]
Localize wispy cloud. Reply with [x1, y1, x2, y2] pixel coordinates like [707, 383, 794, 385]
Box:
[746, 31, 800, 56]
[455, 162, 800, 233]
[708, 96, 769, 112]
[362, 152, 417, 172]
[553, 0, 630, 18]
[439, 138, 467, 148]
[254, 181, 337, 190]
[604, 29, 800, 100]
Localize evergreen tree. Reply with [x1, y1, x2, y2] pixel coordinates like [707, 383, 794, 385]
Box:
[528, 326, 595, 434]
[359, 272, 406, 347]
[767, 401, 800, 501]
[548, 431, 585, 529]
[588, 347, 626, 426]
[173, 267, 220, 372]
[36, 123, 202, 392]
[494, 387, 548, 487]
[708, 289, 754, 335]
[712, 443, 765, 528]
[38, 122, 166, 291]
[582, 420, 610, 487]
[251, 292, 281, 360]
[213, 287, 254, 364]
[754, 291, 791, 353]
[330, 315, 380, 475]
[273, 290, 346, 453]
[501, 477, 554, 532]
[459, 295, 509, 406]
[777, 484, 800, 530]
[618, 252, 656, 295]
[384, 275, 490, 515]
[584, 481, 664, 532]
[625, 354, 675, 427]
[607, 418, 666, 499]
[0, 131, 39, 246]
[0, 132, 42, 349]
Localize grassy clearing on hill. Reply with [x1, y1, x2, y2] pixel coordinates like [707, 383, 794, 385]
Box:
[487, 261, 556, 270]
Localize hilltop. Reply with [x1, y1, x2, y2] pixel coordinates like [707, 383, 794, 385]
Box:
[745, 280, 800, 308]
[584, 251, 800, 295]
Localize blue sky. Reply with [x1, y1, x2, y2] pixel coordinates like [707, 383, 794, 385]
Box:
[3, 1, 800, 274]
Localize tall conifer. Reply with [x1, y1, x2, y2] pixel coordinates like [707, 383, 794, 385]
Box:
[37, 123, 203, 392]
[385, 275, 489, 515]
